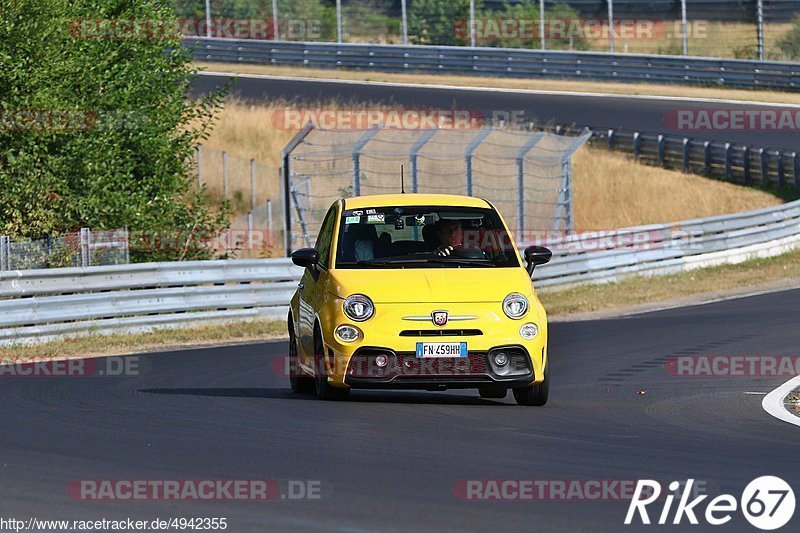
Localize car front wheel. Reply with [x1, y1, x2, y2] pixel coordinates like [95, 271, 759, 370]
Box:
[513, 362, 549, 406]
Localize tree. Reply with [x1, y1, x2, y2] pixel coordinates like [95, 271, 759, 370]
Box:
[0, 0, 228, 261]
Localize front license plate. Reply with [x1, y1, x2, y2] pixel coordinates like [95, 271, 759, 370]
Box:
[415, 342, 468, 358]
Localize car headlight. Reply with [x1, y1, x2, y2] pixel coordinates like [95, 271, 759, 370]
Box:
[519, 322, 538, 340]
[343, 294, 374, 322]
[503, 293, 529, 319]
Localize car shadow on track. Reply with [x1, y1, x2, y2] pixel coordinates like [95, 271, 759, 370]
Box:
[138, 387, 510, 405]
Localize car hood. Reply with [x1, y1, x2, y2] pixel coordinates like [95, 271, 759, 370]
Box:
[328, 268, 533, 303]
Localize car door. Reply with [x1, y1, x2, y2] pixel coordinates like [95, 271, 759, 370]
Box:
[298, 202, 339, 364]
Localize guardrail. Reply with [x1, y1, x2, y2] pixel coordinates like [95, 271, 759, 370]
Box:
[185, 37, 800, 91]
[1, 200, 799, 345]
[548, 124, 800, 190]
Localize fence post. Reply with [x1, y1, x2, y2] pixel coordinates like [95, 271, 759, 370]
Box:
[743, 145, 751, 185]
[267, 199, 273, 247]
[539, 0, 546, 50]
[80, 227, 91, 267]
[632, 131, 641, 158]
[222, 151, 228, 198]
[247, 211, 254, 253]
[607, 129, 615, 150]
[759, 148, 769, 184]
[196, 145, 203, 187]
[250, 158, 256, 210]
[682, 138, 690, 172]
[703, 141, 712, 174]
[657, 135, 666, 167]
[271, 0, 279, 40]
[777, 151, 785, 188]
[724, 143, 732, 180]
[756, 0, 764, 61]
[0, 235, 9, 271]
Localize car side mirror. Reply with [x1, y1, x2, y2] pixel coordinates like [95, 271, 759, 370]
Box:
[291, 248, 320, 270]
[524, 245, 552, 275]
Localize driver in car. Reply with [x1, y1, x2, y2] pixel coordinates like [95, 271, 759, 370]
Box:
[434, 219, 464, 256]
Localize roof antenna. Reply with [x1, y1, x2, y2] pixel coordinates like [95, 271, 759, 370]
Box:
[400, 164, 406, 194]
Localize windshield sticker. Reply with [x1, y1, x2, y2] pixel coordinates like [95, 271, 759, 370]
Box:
[345, 216, 361, 224]
[351, 210, 363, 216]
[367, 214, 385, 224]
[366, 208, 377, 214]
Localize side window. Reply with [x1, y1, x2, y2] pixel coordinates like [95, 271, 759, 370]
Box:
[315, 204, 338, 269]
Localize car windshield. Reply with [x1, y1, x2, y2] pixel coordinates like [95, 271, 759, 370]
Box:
[335, 205, 520, 268]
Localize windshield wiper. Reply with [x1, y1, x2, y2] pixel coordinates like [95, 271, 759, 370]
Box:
[424, 257, 494, 266]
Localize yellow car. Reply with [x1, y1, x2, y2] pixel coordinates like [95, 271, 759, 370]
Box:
[287, 194, 552, 405]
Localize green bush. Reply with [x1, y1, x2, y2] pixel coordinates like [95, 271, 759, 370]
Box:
[0, 0, 228, 262]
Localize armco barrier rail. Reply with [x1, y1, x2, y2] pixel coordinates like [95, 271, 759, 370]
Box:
[185, 37, 800, 91]
[1, 200, 799, 345]
[550, 124, 800, 190]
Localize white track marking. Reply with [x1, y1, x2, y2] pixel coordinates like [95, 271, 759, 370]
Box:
[762, 374, 800, 427]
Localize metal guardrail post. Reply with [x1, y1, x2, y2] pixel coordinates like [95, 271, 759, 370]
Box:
[756, 0, 765, 61]
[657, 135, 666, 167]
[465, 128, 492, 196]
[777, 151, 785, 188]
[703, 141, 712, 174]
[633, 132, 641, 158]
[743, 146, 751, 185]
[759, 149, 769, 184]
[607, 129, 616, 150]
[682, 138, 690, 172]
[724, 143, 732, 180]
[794, 152, 800, 189]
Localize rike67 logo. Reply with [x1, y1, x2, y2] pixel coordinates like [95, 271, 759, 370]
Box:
[625, 477, 795, 530]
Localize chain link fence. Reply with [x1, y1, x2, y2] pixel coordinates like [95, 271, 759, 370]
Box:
[0, 228, 129, 271]
[281, 126, 590, 254]
[193, 145, 285, 257]
[175, 0, 800, 60]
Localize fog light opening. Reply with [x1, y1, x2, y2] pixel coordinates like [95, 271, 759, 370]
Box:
[335, 325, 359, 343]
[375, 354, 388, 368]
[519, 323, 538, 340]
[493, 352, 509, 367]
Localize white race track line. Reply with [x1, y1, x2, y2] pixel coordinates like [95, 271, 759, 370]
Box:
[763, 375, 800, 427]
[197, 70, 800, 109]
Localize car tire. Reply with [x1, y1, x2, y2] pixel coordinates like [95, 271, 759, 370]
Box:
[513, 361, 549, 406]
[478, 385, 507, 399]
[288, 323, 314, 394]
[313, 328, 350, 401]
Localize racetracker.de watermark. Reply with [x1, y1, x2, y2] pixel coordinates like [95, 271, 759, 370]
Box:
[453, 19, 709, 42]
[453, 479, 709, 501]
[664, 355, 800, 377]
[67, 480, 322, 501]
[0, 356, 142, 378]
[664, 109, 800, 132]
[271, 108, 485, 130]
[68, 18, 322, 40]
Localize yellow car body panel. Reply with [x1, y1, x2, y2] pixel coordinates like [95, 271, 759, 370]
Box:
[289, 193, 549, 397]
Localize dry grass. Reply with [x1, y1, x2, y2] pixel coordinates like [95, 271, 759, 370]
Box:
[0, 320, 286, 362]
[571, 149, 782, 229]
[579, 21, 793, 59]
[539, 247, 800, 316]
[195, 62, 800, 105]
[202, 99, 782, 231]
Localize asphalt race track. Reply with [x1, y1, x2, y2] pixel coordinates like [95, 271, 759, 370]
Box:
[192, 73, 800, 151]
[2, 288, 798, 531]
